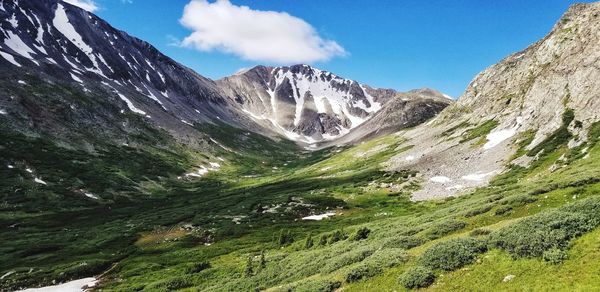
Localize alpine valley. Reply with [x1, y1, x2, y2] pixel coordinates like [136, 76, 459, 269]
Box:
[2, 0, 600, 291]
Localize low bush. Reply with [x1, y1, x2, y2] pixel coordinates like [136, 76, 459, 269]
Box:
[543, 248, 568, 264]
[420, 238, 487, 271]
[424, 219, 467, 240]
[185, 261, 210, 274]
[345, 264, 382, 283]
[463, 204, 494, 218]
[320, 246, 376, 274]
[383, 236, 425, 249]
[399, 266, 436, 289]
[494, 205, 513, 216]
[500, 194, 538, 207]
[469, 228, 491, 237]
[145, 276, 192, 291]
[345, 248, 408, 283]
[280, 279, 341, 292]
[489, 198, 600, 259]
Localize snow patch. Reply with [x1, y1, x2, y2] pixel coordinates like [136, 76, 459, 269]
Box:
[53, 4, 105, 77]
[84, 193, 99, 200]
[461, 171, 497, 182]
[116, 92, 146, 115]
[17, 277, 97, 292]
[0, 51, 22, 67]
[34, 178, 47, 185]
[70, 72, 83, 83]
[483, 117, 522, 150]
[302, 212, 336, 221]
[4, 31, 38, 65]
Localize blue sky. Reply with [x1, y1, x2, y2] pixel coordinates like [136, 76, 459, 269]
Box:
[81, 0, 592, 97]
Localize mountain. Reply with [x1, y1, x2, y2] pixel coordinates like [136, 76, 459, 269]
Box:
[386, 2, 600, 200]
[0, 1, 450, 148]
[4, 1, 600, 291]
[0, 0, 270, 149]
[218, 65, 452, 144]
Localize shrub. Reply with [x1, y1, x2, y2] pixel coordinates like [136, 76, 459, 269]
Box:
[352, 227, 371, 241]
[420, 238, 487, 271]
[424, 219, 467, 240]
[383, 236, 425, 249]
[500, 194, 538, 207]
[185, 261, 210, 274]
[320, 246, 375, 274]
[463, 204, 494, 218]
[345, 265, 382, 283]
[469, 228, 491, 237]
[489, 205, 599, 258]
[362, 248, 408, 268]
[494, 205, 513, 216]
[399, 266, 436, 289]
[145, 276, 192, 291]
[282, 279, 341, 292]
[543, 248, 567, 264]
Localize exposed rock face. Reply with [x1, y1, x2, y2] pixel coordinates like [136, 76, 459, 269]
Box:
[386, 2, 600, 200]
[0, 0, 451, 148]
[327, 88, 453, 145]
[448, 2, 600, 147]
[0, 0, 266, 145]
[219, 65, 451, 143]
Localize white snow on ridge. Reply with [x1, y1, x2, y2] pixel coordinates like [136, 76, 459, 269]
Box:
[116, 92, 146, 115]
[17, 277, 97, 292]
[53, 4, 105, 77]
[4, 31, 38, 65]
[0, 51, 21, 67]
[8, 13, 18, 27]
[70, 72, 83, 83]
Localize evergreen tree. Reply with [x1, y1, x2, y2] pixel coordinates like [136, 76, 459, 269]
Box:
[259, 250, 266, 270]
[244, 256, 253, 277]
[305, 232, 314, 249]
[319, 234, 328, 246]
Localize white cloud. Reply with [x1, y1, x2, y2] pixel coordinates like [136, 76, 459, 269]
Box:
[179, 0, 346, 64]
[63, 0, 99, 12]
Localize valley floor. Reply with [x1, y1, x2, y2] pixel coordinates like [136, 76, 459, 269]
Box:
[3, 121, 600, 291]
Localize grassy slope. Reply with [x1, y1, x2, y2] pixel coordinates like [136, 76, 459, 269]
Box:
[2, 110, 600, 291]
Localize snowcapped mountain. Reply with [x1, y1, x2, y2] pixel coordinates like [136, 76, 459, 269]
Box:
[219, 65, 450, 143]
[0, 0, 450, 147]
[0, 1, 235, 118]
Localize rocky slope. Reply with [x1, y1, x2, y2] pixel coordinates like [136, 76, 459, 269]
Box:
[0, 0, 450, 149]
[0, 0, 263, 148]
[218, 65, 451, 144]
[386, 1, 600, 200]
